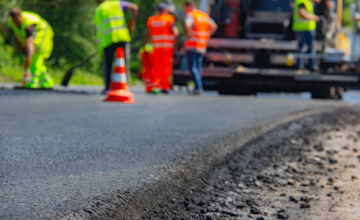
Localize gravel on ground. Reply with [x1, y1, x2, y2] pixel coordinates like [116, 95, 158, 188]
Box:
[141, 107, 360, 220]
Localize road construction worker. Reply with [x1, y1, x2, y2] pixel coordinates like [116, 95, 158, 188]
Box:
[315, 0, 333, 20]
[144, 3, 179, 94]
[94, 0, 139, 94]
[8, 8, 54, 89]
[138, 43, 155, 93]
[314, 0, 334, 41]
[292, 0, 321, 71]
[354, 2, 360, 33]
[183, 1, 218, 95]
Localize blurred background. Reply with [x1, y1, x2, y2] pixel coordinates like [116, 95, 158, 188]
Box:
[0, 0, 197, 85]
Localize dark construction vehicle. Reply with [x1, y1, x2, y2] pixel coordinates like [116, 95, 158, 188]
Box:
[172, 0, 360, 99]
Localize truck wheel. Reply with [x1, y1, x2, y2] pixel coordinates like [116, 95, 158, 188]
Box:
[218, 88, 235, 95]
[218, 87, 255, 96]
[335, 88, 344, 100]
[311, 87, 341, 100]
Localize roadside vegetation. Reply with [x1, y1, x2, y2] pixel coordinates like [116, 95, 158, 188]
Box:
[0, 0, 352, 85]
[343, 0, 355, 27]
[0, 0, 196, 85]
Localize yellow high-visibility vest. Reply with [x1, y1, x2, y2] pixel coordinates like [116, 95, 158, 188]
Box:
[94, 0, 131, 56]
[292, 0, 316, 32]
[8, 11, 54, 58]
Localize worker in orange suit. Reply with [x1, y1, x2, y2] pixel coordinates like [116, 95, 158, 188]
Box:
[138, 43, 154, 93]
[184, 1, 218, 95]
[144, 3, 179, 94]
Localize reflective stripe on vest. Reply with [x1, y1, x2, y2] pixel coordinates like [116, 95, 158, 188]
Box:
[292, 0, 316, 31]
[185, 10, 211, 50]
[102, 25, 127, 35]
[151, 35, 176, 41]
[96, 16, 125, 31]
[152, 43, 174, 49]
[94, 0, 131, 55]
[147, 14, 176, 50]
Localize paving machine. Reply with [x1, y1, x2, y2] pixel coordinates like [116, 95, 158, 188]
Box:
[173, 0, 360, 99]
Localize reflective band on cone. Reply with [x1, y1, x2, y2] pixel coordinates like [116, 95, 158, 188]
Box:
[112, 73, 127, 83]
[104, 47, 135, 104]
[115, 58, 126, 67]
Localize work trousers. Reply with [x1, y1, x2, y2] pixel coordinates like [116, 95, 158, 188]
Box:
[26, 53, 54, 89]
[152, 48, 174, 91]
[186, 50, 204, 91]
[103, 42, 131, 91]
[296, 31, 316, 70]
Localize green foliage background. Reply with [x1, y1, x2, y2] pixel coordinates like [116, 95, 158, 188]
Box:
[343, 0, 355, 27]
[0, 0, 197, 84]
[0, 0, 353, 85]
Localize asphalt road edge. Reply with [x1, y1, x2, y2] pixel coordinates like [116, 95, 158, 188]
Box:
[61, 104, 357, 220]
[0, 84, 102, 95]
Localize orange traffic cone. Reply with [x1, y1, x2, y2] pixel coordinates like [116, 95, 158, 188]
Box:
[104, 47, 135, 104]
[23, 70, 31, 86]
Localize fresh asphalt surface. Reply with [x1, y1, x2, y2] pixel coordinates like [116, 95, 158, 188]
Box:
[0, 86, 354, 219]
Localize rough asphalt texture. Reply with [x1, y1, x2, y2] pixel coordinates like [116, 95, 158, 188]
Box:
[142, 107, 360, 220]
[0, 87, 352, 219]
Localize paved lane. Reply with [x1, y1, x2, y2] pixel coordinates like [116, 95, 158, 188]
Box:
[257, 90, 360, 104]
[0, 88, 350, 219]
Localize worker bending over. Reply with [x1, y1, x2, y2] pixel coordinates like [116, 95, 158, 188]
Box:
[292, 0, 320, 71]
[183, 1, 217, 95]
[138, 43, 154, 93]
[94, 0, 139, 94]
[8, 8, 54, 89]
[144, 3, 179, 94]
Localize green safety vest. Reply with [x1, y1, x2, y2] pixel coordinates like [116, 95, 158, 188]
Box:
[94, 0, 131, 56]
[292, 0, 316, 32]
[8, 11, 54, 58]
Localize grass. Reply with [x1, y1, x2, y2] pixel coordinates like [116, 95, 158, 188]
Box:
[0, 65, 143, 86]
[0, 66, 103, 85]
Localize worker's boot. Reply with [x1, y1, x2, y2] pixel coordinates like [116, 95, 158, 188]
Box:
[24, 73, 40, 89]
[151, 88, 161, 94]
[39, 72, 54, 89]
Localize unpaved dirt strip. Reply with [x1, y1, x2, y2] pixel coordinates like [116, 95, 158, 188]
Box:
[141, 107, 360, 220]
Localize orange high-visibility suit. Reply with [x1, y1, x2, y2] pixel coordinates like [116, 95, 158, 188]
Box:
[139, 44, 154, 93]
[147, 14, 176, 91]
[184, 10, 211, 51]
[184, 10, 211, 91]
